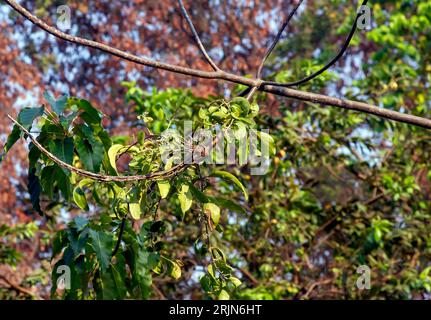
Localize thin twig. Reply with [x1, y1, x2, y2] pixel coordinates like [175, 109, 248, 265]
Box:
[238, 267, 259, 285]
[364, 192, 386, 206]
[256, 0, 304, 78]
[245, 86, 258, 102]
[117, 141, 139, 160]
[302, 279, 332, 299]
[151, 283, 167, 300]
[8, 115, 188, 182]
[178, 0, 220, 71]
[263, 0, 369, 87]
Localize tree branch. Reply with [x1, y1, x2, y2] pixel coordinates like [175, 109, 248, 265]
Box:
[4, 0, 431, 130]
[256, 0, 304, 79]
[263, 85, 431, 129]
[178, 0, 220, 71]
[8, 115, 188, 182]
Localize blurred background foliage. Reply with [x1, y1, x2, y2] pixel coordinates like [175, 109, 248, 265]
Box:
[1, 0, 431, 299]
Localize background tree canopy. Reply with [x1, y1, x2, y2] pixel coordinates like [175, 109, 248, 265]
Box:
[1, 0, 431, 300]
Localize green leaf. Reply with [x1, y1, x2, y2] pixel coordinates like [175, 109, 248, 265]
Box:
[109, 255, 127, 299]
[200, 274, 213, 292]
[96, 129, 112, 151]
[49, 137, 74, 175]
[97, 254, 127, 299]
[234, 121, 247, 140]
[78, 178, 94, 189]
[178, 183, 193, 214]
[129, 203, 142, 220]
[237, 136, 249, 166]
[108, 144, 124, 174]
[66, 226, 88, 257]
[218, 289, 230, 300]
[231, 97, 250, 115]
[43, 92, 67, 115]
[18, 106, 45, 128]
[73, 186, 89, 211]
[74, 136, 104, 172]
[40, 164, 72, 200]
[135, 249, 153, 299]
[0, 125, 21, 163]
[127, 187, 143, 220]
[204, 203, 221, 226]
[258, 131, 276, 156]
[51, 258, 79, 298]
[28, 167, 42, 215]
[98, 269, 116, 299]
[229, 276, 242, 287]
[89, 229, 113, 273]
[54, 165, 71, 200]
[207, 264, 216, 279]
[157, 180, 170, 199]
[162, 257, 182, 280]
[40, 165, 56, 198]
[209, 197, 246, 215]
[28, 136, 46, 168]
[72, 216, 89, 232]
[75, 99, 102, 125]
[1, 106, 45, 163]
[249, 102, 259, 117]
[210, 170, 249, 201]
[169, 263, 182, 280]
[188, 183, 209, 203]
[52, 230, 68, 259]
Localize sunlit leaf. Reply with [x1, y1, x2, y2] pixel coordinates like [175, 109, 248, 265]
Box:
[178, 183, 193, 214]
[157, 180, 170, 199]
[204, 203, 221, 226]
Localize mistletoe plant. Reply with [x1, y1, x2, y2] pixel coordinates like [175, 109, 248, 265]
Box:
[1, 86, 274, 300]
